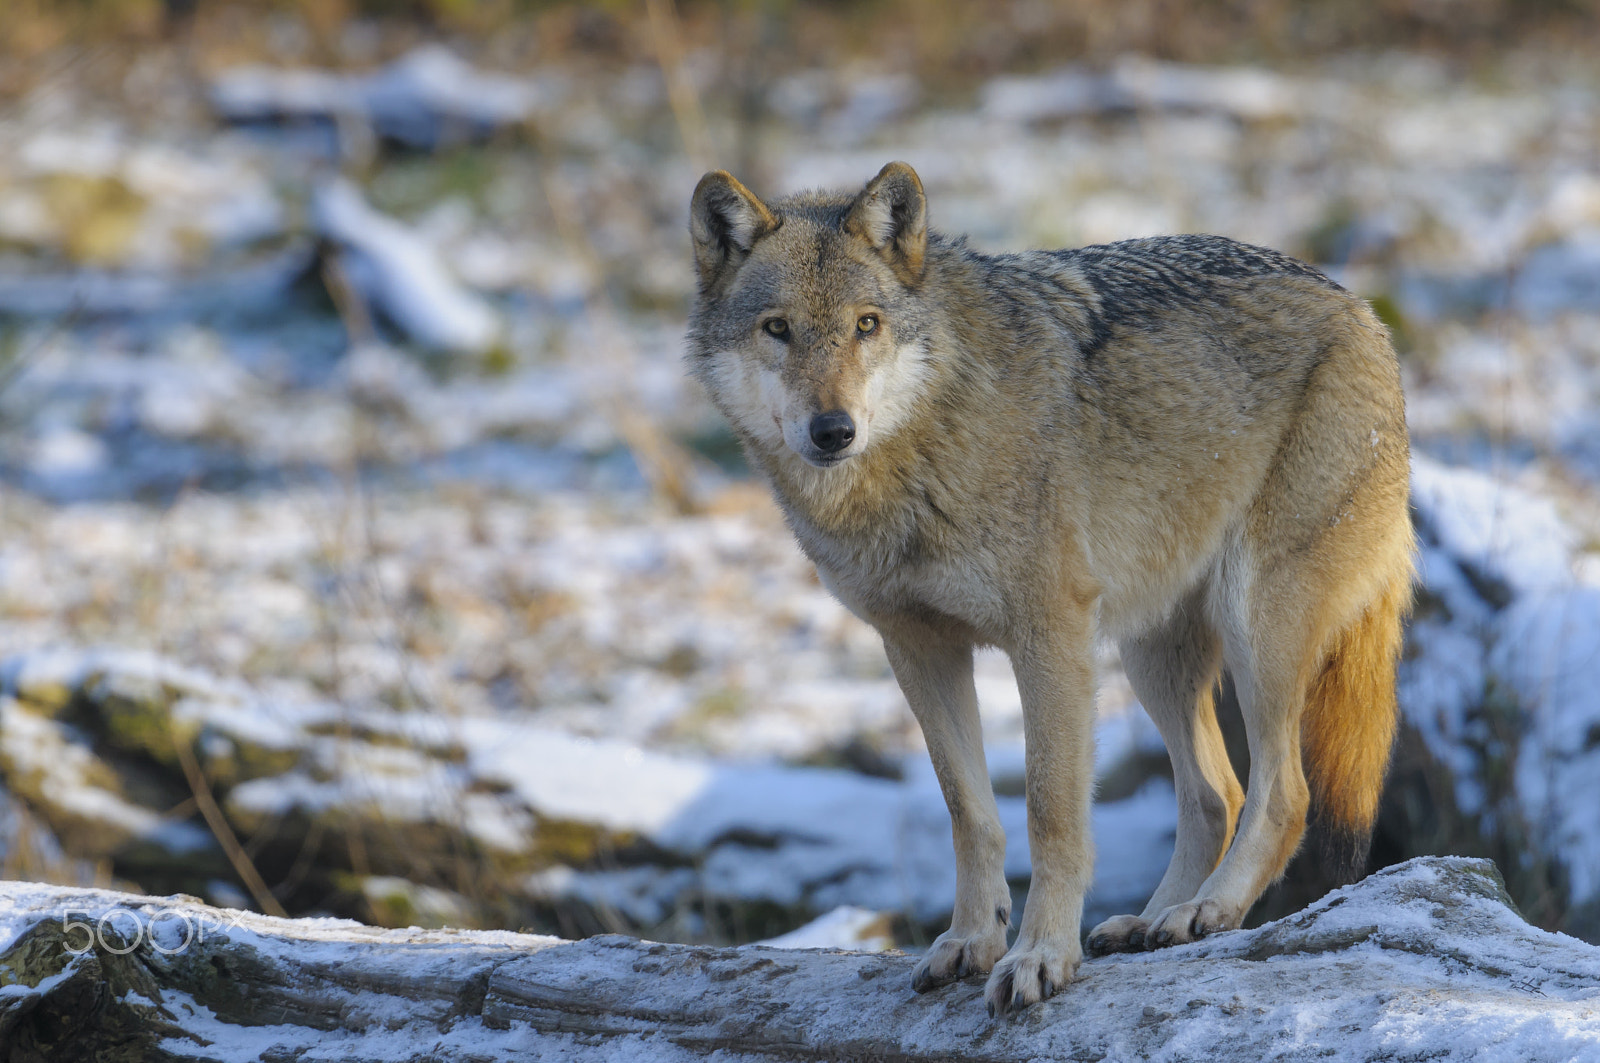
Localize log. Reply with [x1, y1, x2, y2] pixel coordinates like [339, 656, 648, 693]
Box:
[1, 856, 1597, 1062]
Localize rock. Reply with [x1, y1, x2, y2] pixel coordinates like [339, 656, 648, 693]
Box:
[0, 697, 211, 861]
[473, 723, 1174, 936]
[359, 875, 475, 930]
[0, 857, 1595, 1061]
[0, 120, 304, 320]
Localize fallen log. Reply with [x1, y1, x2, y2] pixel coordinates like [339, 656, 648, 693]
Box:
[0, 856, 1596, 1062]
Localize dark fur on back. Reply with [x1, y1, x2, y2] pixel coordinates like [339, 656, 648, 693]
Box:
[975, 235, 1347, 360]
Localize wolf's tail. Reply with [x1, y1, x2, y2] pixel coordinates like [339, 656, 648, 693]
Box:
[1299, 571, 1412, 884]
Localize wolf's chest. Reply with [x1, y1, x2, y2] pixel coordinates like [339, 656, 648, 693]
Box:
[815, 540, 1010, 639]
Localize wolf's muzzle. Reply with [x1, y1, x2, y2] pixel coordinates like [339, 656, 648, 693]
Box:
[809, 411, 857, 454]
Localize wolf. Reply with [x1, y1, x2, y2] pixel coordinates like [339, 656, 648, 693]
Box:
[685, 161, 1413, 1017]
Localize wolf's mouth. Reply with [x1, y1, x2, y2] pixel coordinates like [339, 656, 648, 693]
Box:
[788, 442, 859, 469]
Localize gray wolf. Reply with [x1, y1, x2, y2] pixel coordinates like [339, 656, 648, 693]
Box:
[685, 161, 1413, 1017]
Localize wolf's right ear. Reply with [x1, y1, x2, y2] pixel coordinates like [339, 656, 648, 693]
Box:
[690, 171, 778, 293]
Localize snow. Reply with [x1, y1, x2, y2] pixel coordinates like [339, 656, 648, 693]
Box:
[0, 241, 312, 318]
[0, 636, 1166, 929]
[1410, 454, 1576, 598]
[210, 45, 557, 150]
[754, 905, 893, 951]
[1395, 457, 1600, 922]
[497, 720, 1169, 921]
[1398, 615, 1491, 815]
[1491, 589, 1600, 903]
[982, 58, 1298, 123]
[1514, 231, 1600, 319]
[314, 179, 502, 354]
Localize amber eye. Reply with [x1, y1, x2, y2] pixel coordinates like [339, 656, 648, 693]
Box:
[763, 318, 790, 340]
[857, 314, 879, 335]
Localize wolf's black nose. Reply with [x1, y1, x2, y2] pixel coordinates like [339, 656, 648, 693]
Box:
[809, 411, 856, 453]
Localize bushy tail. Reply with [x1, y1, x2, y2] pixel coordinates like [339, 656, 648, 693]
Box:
[1300, 572, 1412, 884]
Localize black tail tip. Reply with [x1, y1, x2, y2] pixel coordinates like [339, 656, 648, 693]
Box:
[1307, 813, 1375, 887]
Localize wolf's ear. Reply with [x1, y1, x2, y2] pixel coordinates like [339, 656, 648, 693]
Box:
[845, 161, 927, 285]
[690, 171, 778, 293]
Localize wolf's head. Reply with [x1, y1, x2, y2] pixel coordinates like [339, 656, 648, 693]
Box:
[686, 162, 933, 470]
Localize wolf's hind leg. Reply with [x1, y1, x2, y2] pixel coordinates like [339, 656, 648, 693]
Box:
[1087, 591, 1241, 955]
[882, 624, 1011, 993]
[1143, 609, 1315, 948]
[1141, 316, 1412, 949]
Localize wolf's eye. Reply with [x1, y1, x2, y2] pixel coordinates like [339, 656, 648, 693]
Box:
[856, 314, 879, 335]
[763, 319, 790, 340]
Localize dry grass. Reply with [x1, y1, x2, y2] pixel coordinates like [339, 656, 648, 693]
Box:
[5, 0, 1600, 102]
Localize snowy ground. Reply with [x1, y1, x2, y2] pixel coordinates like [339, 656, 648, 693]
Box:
[0, 35, 1598, 948]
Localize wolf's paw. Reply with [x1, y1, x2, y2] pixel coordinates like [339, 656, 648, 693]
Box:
[910, 926, 1007, 993]
[1085, 914, 1150, 955]
[1145, 898, 1239, 948]
[982, 936, 1079, 1017]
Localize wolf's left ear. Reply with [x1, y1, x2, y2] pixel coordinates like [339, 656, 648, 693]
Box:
[845, 161, 927, 285]
[691, 171, 778, 293]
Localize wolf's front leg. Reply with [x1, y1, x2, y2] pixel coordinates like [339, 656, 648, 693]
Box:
[986, 613, 1096, 1016]
[881, 624, 1011, 994]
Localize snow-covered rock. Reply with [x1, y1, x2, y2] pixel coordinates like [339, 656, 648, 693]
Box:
[1410, 453, 1576, 600]
[1398, 458, 1600, 938]
[983, 58, 1299, 124]
[314, 179, 502, 353]
[0, 697, 212, 859]
[0, 857, 1595, 1061]
[210, 45, 556, 150]
[1491, 588, 1600, 912]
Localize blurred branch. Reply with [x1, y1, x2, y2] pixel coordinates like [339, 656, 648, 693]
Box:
[171, 727, 290, 918]
[644, 0, 715, 172]
[322, 249, 377, 349]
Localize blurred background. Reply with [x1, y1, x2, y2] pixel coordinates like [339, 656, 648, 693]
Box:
[1, 0, 1598, 952]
